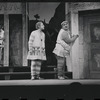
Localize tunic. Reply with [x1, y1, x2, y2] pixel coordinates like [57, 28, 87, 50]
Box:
[27, 30, 46, 60]
[53, 29, 71, 57]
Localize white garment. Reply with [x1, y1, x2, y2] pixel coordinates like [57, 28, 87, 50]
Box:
[27, 30, 46, 60]
[53, 29, 71, 57]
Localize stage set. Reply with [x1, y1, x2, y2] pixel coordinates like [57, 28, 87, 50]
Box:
[0, 2, 100, 100]
[0, 2, 100, 81]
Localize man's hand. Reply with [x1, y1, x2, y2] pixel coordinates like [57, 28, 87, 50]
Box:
[72, 34, 79, 38]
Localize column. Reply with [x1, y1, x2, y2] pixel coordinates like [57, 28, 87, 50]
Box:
[71, 11, 80, 79]
[4, 3, 9, 66]
[22, 3, 28, 66]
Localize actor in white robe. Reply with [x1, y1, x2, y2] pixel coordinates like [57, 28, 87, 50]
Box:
[27, 22, 46, 80]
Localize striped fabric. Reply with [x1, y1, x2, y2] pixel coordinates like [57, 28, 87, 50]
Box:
[31, 60, 42, 78]
[56, 55, 66, 77]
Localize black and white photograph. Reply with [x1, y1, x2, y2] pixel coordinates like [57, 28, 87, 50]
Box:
[0, 1, 100, 100]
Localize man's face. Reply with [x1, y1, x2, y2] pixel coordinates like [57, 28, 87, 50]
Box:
[40, 23, 45, 30]
[62, 23, 69, 30]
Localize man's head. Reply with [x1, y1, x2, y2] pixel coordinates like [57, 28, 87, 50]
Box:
[61, 21, 69, 30]
[36, 22, 45, 30]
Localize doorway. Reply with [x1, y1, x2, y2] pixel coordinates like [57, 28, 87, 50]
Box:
[79, 10, 100, 78]
[9, 14, 23, 66]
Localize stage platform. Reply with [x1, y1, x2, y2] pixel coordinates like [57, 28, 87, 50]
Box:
[0, 79, 100, 86]
[0, 79, 100, 99]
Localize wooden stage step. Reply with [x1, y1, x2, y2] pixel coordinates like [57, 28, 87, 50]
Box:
[0, 66, 72, 80]
[0, 80, 99, 100]
[0, 79, 99, 86]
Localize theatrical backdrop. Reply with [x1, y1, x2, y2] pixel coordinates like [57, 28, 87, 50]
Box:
[0, 2, 100, 79]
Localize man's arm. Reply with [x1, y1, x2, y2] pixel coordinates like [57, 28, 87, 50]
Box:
[28, 32, 35, 51]
[62, 31, 79, 44]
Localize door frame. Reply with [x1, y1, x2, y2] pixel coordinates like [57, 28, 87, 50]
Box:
[0, 3, 29, 67]
[79, 9, 100, 79]
[67, 2, 100, 79]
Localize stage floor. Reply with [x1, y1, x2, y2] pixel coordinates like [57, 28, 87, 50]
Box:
[0, 79, 100, 86]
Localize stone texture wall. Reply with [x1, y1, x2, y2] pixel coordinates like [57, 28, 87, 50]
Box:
[69, 2, 100, 12]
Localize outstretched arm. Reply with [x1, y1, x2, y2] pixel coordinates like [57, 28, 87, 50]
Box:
[62, 31, 79, 44]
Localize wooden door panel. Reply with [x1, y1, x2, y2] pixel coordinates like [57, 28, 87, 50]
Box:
[90, 23, 100, 43]
[83, 15, 100, 78]
[9, 14, 23, 66]
[90, 49, 100, 71]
